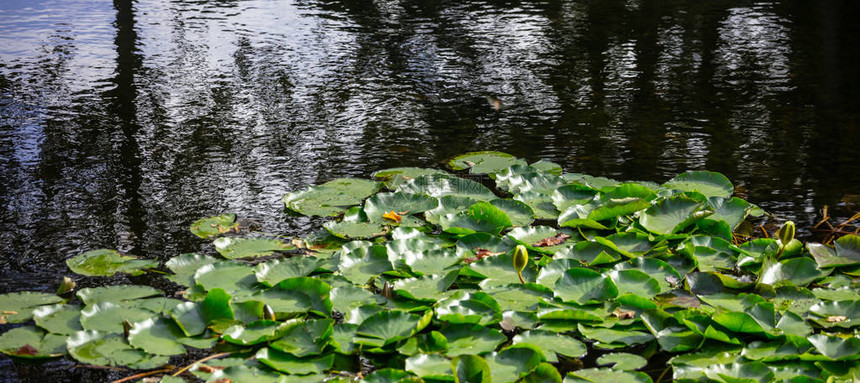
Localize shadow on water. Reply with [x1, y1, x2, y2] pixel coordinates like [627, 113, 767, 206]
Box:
[1, 0, 860, 380]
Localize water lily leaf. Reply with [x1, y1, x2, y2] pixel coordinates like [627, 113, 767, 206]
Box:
[331, 285, 379, 312]
[741, 340, 813, 362]
[489, 199, 535, 227]
[33, 304, 82, 335]
[393, 273, 458, 302]
[337, 242, 392, 284]
[223, 320, 289, 345]
[552, 185, 599, 212]
[468, 251, 538, 288]
[514, 191, 559, 220]
[127, 317, 187, 355]
[454, 354, 492, 383]
[213, 237, 293, 259]
[639, 196, 707, 235]
[484, 345, 545, 382]
[373, 167, 450, 189]
[364, 192, 439, 222]
[424, 195, 482, 224]
[439, 323, 506, 356]
[556, 241, 619, 266]
[269, 319, 333, 357]
[703, 362, 774, 383]
[67, 330, 169, 369]
[397, 174, 495, 201]
[759, 257, 828, 287]
[324, 221, 388, 240]
[588, 197, 652, 222]
[255, 347, 335, 375]
[597, 353, 647, 370]
[405, 353, 454, 380]
[507, 226, 576, 255]
[206, 364, 287, 383]
[595, 232, 654, 258]
[80, 302, 155, 334]
[455, 232, 515, 260]
[450, 151, 526, 175]
[520, 363, 563, 383]
[363, 368, 416, 383]
[512, 330, 586, 363]
[165, 253, 220, 287]
[640, 310, 703, 352]
[553, 268, 618, 304]
[255, 257, 327, 286]
[190, 213, 237, 239]
[400, 247, 461, 277]
[614, 258, 681, 293]
[436, 291, 501, 325]
[244, 277, 332, 317]
[331, 323, 359, 354]
[808, 334, 860, 360]
[706, 197, 751, 229]
[663, 171, 733, 198]
[284, 178, 381, 217]
[607, 269, 660, 298]
[0, 292, 65, 323]
[808, 300, 860, 328]
[66, 249, 157, 277]
[487, 284, 553, 312]
[440, 202, 512, 235]
[835, 234, 860, 258]
[577, 324, 654, 347]
[564, 368, 653, 383]
[0, 326, 66, 358]
[77, 285, 162, 306]
[193, 262, 258, 296]
[356, 310, 431, 346]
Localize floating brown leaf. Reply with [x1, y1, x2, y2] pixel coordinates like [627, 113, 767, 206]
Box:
[532, 233, 571, 247]
[826, 315, 848, 323]
[15, 344, 38, 356]
[613, 308, 636, 319]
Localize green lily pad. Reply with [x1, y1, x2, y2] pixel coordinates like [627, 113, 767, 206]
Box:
[33, 304, 82, 335]
[565, 368, 653, 383]
[440, 323, 506, 356]
[80, 302, 154, 334]
[553, 268, 618, 305]
[393, 273, 458, 301]
[614, 258, 681, 293]
[255, 347, 335, 375]
[759, 257, 828, 287]
[399, 247, 461, 277]
[435, 291, 501, 325]
[552, 185, 599, 212]
[244, 277, 332, 317]
[454, 354, 492, 383]
[77, 285, 162, 305]
[703, 362, 775, 383]
[165, 253, 220, 287]
[397, 174, 496, 201]
[213, 237, 293, 259]
[66, 249, 157, 277]
[0, 326, 66, 358]
[0, 291, 65, 324]
[490, 199, 535, 227]
[363, 192, 439, 221]
[193, 262, 258, 296]
[809, 300, 860, 328]
[223, 320, 289, 345]
[270, 319, 333, 357]
[484, 345, 545, 382]
[507, 226, 576, 255]
[372, 167, 450, 189]
[324, 221, 388, 240]
[441, 201, 512, 235]
[449, 151, 526, 175]
[663, 171, 733, 198]
[607, 269, 660, 298]
[706, 197, 751, 229]
[255, 257, 327, 286]
[405, 353, 455, 380]
[127, 317, 187, 355]
[424, 195, 482, 224]
[190, 213, 238, 239]
[639, 196, 708, 235]
[808, 334, 860, 360]
[337, 242, 392, 284]
[357, 310, 431, 346]
[514, 191, 559, 220]
[512, 330, 586, 363]
[597, 353, 647, 370]
[468, 251, 538, 288]
[284, 178, 381, 217]
[67, 330, 169, 369]
[577, 324, 655, 347]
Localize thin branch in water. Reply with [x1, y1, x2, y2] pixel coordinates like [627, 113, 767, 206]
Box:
[111, 367, 174, 383]
[172, 352, 233, 377]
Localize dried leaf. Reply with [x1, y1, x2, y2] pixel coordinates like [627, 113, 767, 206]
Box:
[15, 344, 38, 356]
[532, 233, 571, 247]
[826, 315, 848, 323]
[613, 308, 636, 319]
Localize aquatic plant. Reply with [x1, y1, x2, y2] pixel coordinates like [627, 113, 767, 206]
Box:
[1, 151, 859, 382]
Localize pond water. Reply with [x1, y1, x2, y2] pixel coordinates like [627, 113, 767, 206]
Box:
[1, 0, 859, 380]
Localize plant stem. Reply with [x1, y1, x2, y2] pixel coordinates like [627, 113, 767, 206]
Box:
[171, 352, 233, 377]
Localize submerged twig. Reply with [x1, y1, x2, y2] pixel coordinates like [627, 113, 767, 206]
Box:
[172, 352, 233, 377]
[111, 367, 173, 383]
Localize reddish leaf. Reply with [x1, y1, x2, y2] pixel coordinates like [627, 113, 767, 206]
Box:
[15, 344, 38, 356]
[532, 233, 571, 247]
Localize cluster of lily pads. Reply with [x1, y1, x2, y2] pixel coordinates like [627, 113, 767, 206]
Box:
[2, 151, 860, 383]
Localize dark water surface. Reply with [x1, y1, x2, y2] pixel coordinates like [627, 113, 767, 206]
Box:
[1, 0, 860, 379]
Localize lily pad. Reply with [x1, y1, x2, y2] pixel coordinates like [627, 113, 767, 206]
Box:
[165, 253, 220, 287]
[33, 304, 82, 335]
[357, 310, 431, 346]
[67, 331, 169, 369]
[436, 291, 502, 325]
[553, 268, 618, 304]
[77, 285, 162, 305]
[337, 242, 392, 284]
[663, 171, 733, 198]
[223, 320, 289, 345]
[127, 317, 187, 355]
[372, 167, 449, 189]
[808, 300, 860, 328]
[270, 319, 333, 357]
[515, 191, 560, 220]
[244, 277, 332, 317]
[0, 326, 66, 358]
[512, 330, 587, 363]
[66, 249, 157, 277]
[193, 262, 258, 296]
[213, 237, 293, 259]
[565, 368, 653, 383]
[405, 353, 455, 380]
[190, 213, 238, 239]
[597, 353, 647, 370]
[0, 292, 65, 324]
[80, 302, 154, 334]
[449, 151, 526, 175]
[441, 201, 512, 235]
[397, 174, 496, 201]
[484, 345, 545, 382]
[256, 347, 335, 375]
[639, 196, 707, 235]
[440, 323, 507, 356]
[284, 178, 381, 217]
[363, 192, 439, 221]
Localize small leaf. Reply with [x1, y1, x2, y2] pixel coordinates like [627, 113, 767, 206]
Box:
[66, 249, 157, 277]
